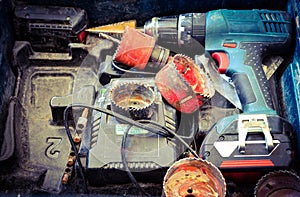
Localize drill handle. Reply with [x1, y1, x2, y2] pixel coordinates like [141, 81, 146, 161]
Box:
[238, 42, 274, 110]
[212, 43, 276, 114]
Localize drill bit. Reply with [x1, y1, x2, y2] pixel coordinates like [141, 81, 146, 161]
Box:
[99, 32, 120, 44]
[86, 20, 136, 33]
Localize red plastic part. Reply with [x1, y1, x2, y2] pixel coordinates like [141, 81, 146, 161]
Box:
[211, 52, 229, 74]
[155, 61, 200, 113]
[220, 159, 274, 168]
[155, 54, 212, 113]
[114, 27, 156, 70]
[174, 56, 205, 94]
[78, 30, 87, 43]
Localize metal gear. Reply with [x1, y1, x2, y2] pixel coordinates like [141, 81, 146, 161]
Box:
[163, 158, 226, 197]
[254, 170, 300, 197]
[110, 82, 155, 120]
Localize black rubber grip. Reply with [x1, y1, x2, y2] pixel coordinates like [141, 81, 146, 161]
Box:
[240, 42, 274, 109]
[232, 73, 256, 106]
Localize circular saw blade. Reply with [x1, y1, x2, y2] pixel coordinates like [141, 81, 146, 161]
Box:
[110, 82, 155, 120]
[254, 170, 300, 197]
[173, 54, 215, 99]
[163, 158, 226, 197]
[155, 54, 215, 113]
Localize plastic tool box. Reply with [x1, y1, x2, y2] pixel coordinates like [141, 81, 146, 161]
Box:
[0, 0, 299, 196]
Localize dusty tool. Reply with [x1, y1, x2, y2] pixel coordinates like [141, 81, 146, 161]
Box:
[83, 78, 194, 186]
[144, 9, 295, 178]
[198, 10, 294, 180]
[144, 13, 206, 45]
[195, 53, 242, 110]
[106, 27, 215, 114]
[14, 5, 88, 52]
[163, 158, 226, 197]
[110, 82, 155, 120]
[113, 26, 170, 71]
[144, 10, 293, 113]
[254, 170, 300, 197]
[155, 54, 215, 113]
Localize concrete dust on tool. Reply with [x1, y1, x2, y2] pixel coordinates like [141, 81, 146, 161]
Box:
[155, 54, 215, 113]
[113, 26, 170, 71]
[163, 158, 226, 197]
[110, 82, 155, 120]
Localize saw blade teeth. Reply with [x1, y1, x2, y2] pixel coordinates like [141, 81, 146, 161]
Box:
[254, 170, 300, 197]
[110, 82, 155, 120]
[112, 29, 126, 62]
[172, 54, 215, 99]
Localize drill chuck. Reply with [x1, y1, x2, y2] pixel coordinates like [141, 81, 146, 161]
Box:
[144, 13, 206, 45]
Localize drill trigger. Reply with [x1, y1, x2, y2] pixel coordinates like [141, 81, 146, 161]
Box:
[212, 52, 229, 74]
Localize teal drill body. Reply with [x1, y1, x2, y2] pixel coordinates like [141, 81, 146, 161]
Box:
[205, 9, 292, 114]
[144, 9, 295, 172]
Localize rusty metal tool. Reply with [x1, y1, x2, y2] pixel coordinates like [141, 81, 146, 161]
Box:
[113, 26, 170, 71]
[155, 54, 215, 113]
[195, 53, 242, 110]
[163, 158, 226, 197]
[112, 27, 215, 113]
[110, 82, 155, 120]
[254, 170, 300, 197]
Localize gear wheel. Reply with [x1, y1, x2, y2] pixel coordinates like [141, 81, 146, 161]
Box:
[163, 158, 226, 197]
[254, 170, 300, 197]
[110, 82, 155, 120]
[155, 54, 215, 113]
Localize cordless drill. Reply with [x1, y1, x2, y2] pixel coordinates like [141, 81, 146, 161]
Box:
[144, 9, 295, 181]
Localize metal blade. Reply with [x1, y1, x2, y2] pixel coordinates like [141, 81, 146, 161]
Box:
[195, 54, 242, 110]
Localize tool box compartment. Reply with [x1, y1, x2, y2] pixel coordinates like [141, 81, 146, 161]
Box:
[282, 0, 300, 159]
[0, 0, 300, 196]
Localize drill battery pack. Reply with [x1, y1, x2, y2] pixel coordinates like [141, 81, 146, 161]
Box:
[13, 5, 88, 52]
[200, 114, 294, 180]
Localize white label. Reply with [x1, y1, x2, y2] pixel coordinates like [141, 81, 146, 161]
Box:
[115, 124, 149, 135]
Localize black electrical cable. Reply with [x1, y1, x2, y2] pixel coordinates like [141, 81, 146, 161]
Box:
[65, 104, 170, 139]
[64, 103, 200, 194]
[112, 60, 156, 76]
[145, 119, 196, 140]
[63, 104, 170, 193]
[121, 119, 198, 197]
[121, 123, 151, 196]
